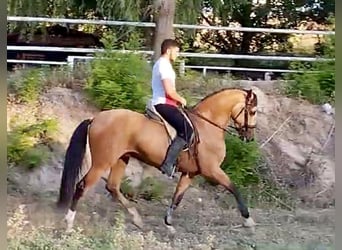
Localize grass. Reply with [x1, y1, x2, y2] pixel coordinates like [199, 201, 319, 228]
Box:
[120, 176, 167, 202]
[7, 203, 216, 250]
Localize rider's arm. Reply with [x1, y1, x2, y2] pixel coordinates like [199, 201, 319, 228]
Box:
[162, 79, 185, 104]
[159, 61, 185, 105]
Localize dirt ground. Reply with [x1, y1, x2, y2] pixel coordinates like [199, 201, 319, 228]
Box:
[7, 81, 335, 249]
[7, 179, 335, 249]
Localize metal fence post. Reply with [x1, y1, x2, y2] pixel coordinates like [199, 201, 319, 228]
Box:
[179, 60, 185, 77]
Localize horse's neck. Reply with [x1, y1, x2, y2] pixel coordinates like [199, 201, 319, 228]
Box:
[194, 91, 242, 128]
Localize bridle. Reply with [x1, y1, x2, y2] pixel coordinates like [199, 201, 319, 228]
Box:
[179, 90, 257, 173]
[231, 96, 257, 135]
[185, 91, 256, 136]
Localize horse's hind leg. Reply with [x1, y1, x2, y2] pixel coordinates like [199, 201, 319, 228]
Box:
[65, 165, 106, 232]
[106, 157, 143, 229]
[165, 173, 193, 226]
[202, 167, 256, 228]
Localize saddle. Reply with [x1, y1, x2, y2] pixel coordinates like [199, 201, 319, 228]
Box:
[145, 100, 196, 150]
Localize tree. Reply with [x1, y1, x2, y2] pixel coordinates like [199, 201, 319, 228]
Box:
[152, 0, 176, 61]
[7, 0, 335, 60]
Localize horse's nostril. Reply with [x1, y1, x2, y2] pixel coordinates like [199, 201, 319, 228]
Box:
[245, 137, 254, 143]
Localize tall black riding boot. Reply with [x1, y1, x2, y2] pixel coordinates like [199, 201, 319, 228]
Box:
[160, 136, 187, 177]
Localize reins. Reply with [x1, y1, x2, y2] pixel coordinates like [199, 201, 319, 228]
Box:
[177, 90, 256, 174]
[182, 90, 255, 136]
[186, 108, 237, 135]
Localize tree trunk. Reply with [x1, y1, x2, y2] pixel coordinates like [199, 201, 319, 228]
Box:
[152, 0, 176, 62]
[238, 3, 253, 54]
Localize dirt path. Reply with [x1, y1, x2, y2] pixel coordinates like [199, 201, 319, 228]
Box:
[7, 179, 335, 250]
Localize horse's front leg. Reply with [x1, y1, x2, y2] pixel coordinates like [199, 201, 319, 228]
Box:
[202, 167, 256, 228]
[165, 172, 193, 226]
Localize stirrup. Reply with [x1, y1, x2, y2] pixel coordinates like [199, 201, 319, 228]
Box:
[161, 165, 176, 179]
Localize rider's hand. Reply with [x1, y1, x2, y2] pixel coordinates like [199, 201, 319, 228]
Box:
[179, 97, 187, 107]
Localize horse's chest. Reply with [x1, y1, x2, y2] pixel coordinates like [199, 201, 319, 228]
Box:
[200, 138, 226, 157]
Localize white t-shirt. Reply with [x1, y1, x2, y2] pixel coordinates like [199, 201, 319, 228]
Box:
[151, 57, 177, 106]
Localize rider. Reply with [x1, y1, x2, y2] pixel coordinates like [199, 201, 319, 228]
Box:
[151, 38, 193, 177]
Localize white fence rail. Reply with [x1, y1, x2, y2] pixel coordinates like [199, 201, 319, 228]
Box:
[7, 59, 68, 65]
[7, 15, 335, 77]
[65, 55, 313, 77]
[7, 16, 335, 35]
[7, 46, 334, 62]
[7, 46, 332, 77]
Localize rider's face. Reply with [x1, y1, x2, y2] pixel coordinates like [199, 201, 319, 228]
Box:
[168, 46, 180, 62]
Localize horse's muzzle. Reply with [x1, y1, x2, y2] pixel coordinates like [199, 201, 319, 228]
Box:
[239, 135, 254, 143]
[247, 137, 255, 142]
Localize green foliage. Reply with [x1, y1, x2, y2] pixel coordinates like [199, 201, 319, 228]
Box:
[221, 134, 261, 187]
[120, 177, 136, 199]
[137, 177, 166, 201]
[85, 32, 151, 112]
[8, 68, 45, 104]
[7, 119, 58, 169]
[108, 175, 166, 202]
[120, 30, 145, 50]
[120, 176, 166, 202]
[19, 146, 50, 169]
[237, 177, 296, 210]
[285, 34, 335, 104]
[7, 207, 176, 250]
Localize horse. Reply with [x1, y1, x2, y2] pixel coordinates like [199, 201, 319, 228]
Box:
[57, 87, 258, 232]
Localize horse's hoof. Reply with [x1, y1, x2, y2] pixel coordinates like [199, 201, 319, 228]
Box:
[133, 221, 144, 230]
[133, 215, 144, 229]
[164, 214, 172, 225]
[133, 219, 144, 230]
[127, 207, 144, 230]
[65, 227, 74, 234]
[243, 217, 256, 228]
[166, 225, 176, 234]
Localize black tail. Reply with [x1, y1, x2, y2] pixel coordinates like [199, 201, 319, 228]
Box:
[57, 119, 93, 209]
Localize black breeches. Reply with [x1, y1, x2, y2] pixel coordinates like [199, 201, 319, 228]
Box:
[154, 104, 193, 142]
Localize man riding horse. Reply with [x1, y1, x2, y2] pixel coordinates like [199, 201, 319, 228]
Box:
[151, 39, 193, 178]
[57, 38, 258, 232]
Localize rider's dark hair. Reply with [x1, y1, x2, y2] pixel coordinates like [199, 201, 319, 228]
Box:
[161, 39, 179, 55]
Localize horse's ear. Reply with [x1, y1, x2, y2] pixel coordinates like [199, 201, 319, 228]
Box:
[246, 89, 252, 99]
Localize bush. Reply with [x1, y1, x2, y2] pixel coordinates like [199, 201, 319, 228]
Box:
[137, 177, 166, 201]
[7, 119, 58, 169]
[85, 33, 151, 112]
[221, 134, 261, 187]
[120, 177, 136, 199]
[117, 176, 166, 202]
[8, 68, 45, 104]
[285, 34, 335, 104]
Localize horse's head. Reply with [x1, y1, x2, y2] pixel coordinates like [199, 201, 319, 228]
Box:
[231, 89, 257, 142]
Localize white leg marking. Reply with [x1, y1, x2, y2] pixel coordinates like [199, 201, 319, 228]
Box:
[166, 225, 176, 234]
[243, 217, 256, 227]
[127, 207, 143, 229]
[65, 209, 76, 233]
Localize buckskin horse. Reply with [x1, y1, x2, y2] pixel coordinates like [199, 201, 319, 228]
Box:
[57, 87, 258, 232]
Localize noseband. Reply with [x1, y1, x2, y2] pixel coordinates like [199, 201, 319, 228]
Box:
[231, 95, 257, 133]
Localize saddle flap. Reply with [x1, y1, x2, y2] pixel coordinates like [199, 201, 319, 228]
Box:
[145, 100, 196, 150]
[145, 100, 177, 139]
